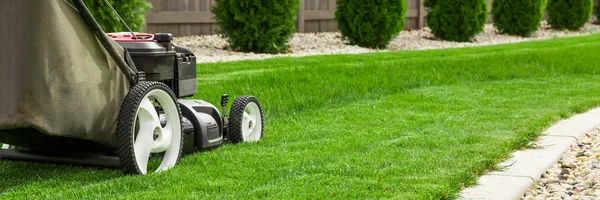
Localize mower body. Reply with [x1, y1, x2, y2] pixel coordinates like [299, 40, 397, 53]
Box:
[109, 32, 225, 154]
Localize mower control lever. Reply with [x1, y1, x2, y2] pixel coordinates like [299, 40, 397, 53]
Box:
[221, 94, 229, 115]
[221, 94, 229, 128]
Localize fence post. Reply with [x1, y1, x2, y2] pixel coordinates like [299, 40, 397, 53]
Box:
[418, 0, 426, 28]
[297, 0, 305, 32]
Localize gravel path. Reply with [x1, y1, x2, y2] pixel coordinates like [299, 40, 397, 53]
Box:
[173, 22, 600, 63]
[522, 129, 600, 200]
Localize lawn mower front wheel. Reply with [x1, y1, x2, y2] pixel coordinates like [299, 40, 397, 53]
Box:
[116, 81, 183, 175]
[227, 96, 264, 143]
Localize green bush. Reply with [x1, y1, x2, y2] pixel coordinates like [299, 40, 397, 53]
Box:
[335, 0, 407, 49]
[76, 0, 151, 32]
[547, 0, 593, 29]
[212, 0, 299, 54]
[492, 0, 545, 36]
[424, 0, 488, 42]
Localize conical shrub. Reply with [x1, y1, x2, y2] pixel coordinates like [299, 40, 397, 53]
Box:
[424, 0, 488, 42]
[212, 0, 299, 54]
[547, 0, 593, 29]
[335, 0, 407, 49]
[492, 0, 546, 36]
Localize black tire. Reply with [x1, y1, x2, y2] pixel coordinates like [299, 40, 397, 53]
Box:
[116, 81, 183, 175]
[227, 96, 264, 143]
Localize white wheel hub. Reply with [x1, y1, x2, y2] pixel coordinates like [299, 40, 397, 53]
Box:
[241, 102, 262, 142]
[133, 89, 181, 174]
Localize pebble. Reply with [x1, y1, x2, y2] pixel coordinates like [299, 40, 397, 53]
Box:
[173, 21, 600, 63]
[522, 128, 600, 199]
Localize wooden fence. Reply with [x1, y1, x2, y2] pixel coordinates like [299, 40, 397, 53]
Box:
[146, 0, 595, 37]
[145, 0, 217, 36]
[297, 0, 495, 32]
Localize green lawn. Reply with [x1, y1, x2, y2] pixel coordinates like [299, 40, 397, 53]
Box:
[2, 34, 600, 199]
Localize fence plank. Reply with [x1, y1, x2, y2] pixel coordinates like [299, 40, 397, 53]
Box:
[327, 0, 336, 32]
[189, 24, 200, 35]
[166, 0, 177, 11]
[196, 24, 209, 35]
[157, 24, 169, 33]
[319, 0, 328, 10]
[305, 21, 319, 32]
[156, 0, 167, 11]
[304, 10, 335, 20]
[311, 0, 319, 10]
[418, 0, 426, 28]
[297, 0, 306, 32]
[167, 24, 179, 36]
[146, 11, 214, 24]
[176, 0, 189, 36]
[188, 0, 198, 11]
[328, 20, 337, 32]
[200, 0, 207, 11]
[329, 0, 336, 10]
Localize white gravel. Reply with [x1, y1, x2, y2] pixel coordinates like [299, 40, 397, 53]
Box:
[173, 21, 600, 63]
[522, 129, 600, 200]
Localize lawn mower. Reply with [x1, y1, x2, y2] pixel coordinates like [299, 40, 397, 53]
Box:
[0, 0, 264, 175]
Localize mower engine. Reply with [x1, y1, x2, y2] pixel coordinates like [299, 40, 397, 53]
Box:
[109, 32, 224, 152]
[108, 32, 196, 98]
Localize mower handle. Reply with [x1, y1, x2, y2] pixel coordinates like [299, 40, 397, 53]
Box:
[71, 0, 139, 84]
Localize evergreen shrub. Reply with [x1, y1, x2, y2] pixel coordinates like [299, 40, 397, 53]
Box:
[547, 0, 593, 29]
[335, 0, 408, 49]
[424, 0, 488, 42]
[492, 0, 546, 36]
[212, 0, 299, 54]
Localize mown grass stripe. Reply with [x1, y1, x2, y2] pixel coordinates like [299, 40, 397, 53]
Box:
[2, 34, 600, 199]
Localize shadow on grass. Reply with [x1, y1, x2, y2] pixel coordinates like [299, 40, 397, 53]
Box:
[0, 146, 226, 195]
[0, 159, 121, 194]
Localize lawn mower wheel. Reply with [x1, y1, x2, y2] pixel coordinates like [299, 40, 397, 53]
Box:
[116, 81, 183, 175]
[227, 96, 264, 143]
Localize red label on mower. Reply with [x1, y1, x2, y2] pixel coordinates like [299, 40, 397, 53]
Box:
[107, 32, 155, 42]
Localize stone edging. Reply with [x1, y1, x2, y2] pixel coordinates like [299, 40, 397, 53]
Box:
[459, 108, 600, 200]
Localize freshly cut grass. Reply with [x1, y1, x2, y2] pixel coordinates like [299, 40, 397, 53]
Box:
[2, 34, 600, 199]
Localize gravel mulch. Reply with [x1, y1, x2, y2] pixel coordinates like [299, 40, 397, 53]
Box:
[522, 128, 600, 200]
[173, 21, 600, 63]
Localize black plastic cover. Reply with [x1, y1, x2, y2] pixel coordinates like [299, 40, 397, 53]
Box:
[178, 100, 223, 152]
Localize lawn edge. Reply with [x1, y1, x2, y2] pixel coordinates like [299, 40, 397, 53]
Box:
[458, 107, 600, 200]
